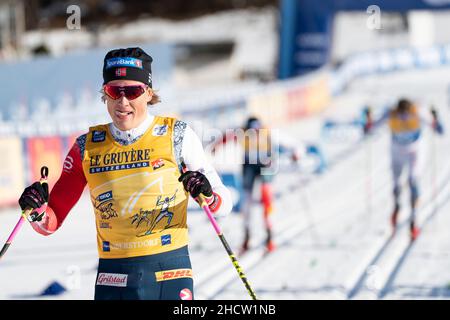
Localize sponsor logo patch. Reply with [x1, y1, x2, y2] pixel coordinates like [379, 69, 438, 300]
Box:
[89, 162, 149, 174]
[96, 273, 128, 287]
[152, 124, 168, 136]
[92, 130, 106, 143]
[102, 241, 110, 252]
[99, 222, 111, 229]
[115, 67, 127, 77]
[63, 155, 74, 173]
[151, 158, 165, 170]
[155, 269, 193, 282]
[105, 57, 143, 69]
[179, 288, 193, 300]
[95, 197, 118, 220]
[88, 149, 152, 174]
[161, 234, 171, 246]
[105, 239, 159, 250]
[97, 191, 113, 203]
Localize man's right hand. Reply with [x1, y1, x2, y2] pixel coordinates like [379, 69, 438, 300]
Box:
[430, 108, 444, 134]
[18, 182, 49, 219]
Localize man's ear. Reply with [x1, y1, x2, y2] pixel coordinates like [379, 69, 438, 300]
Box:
[147, 88, 153, 103]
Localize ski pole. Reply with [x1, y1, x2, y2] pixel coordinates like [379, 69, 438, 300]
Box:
[430, 106, 438, 216]
[365, 133, 373, 220]
[0, 166, 48, 261]
[180, 161, 258, 300]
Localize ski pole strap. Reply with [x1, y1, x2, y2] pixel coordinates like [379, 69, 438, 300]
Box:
[22, 166, 49, 222]
[40, 166, 49, 181]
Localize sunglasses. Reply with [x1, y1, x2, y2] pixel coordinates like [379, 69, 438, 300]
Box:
[104, 84, 148, 100]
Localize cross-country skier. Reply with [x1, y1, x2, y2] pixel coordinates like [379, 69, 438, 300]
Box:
[211, 116, 324, 254]
[363, 98, 444, 241]
[17, 47, 232, 300]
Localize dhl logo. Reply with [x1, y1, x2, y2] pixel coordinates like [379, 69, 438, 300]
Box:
[155, 268, 193, 282]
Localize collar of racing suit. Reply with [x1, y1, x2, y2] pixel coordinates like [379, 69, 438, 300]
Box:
[109, 113, 154, 146]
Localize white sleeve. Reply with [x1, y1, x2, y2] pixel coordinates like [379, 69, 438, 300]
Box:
[181, 125, 233, 218]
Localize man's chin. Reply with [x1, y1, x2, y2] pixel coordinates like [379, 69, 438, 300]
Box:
[113, 118, 135, 131]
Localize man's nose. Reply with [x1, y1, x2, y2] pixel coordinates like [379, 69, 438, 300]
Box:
[117, 94, 129, 104]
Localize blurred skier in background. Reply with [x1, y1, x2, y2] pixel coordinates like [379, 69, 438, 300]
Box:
[212, 116, 325, 254]
[363, 98, 444, 241]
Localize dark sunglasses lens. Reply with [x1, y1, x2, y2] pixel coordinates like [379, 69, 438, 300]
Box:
[124, 86, 145, 100]
[104, 86, 122, 99]
[104, 86, 145, 100]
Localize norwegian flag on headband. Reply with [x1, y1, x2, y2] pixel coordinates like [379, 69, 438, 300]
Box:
[115, 68, 127, 77]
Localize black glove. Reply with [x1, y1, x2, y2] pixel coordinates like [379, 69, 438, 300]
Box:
[430, 107, 444, 134]
[18, 181, 49, 212]
[362, 107, 373, 135]
[178, 171, 213, 198]
[431, 107, 438, 120]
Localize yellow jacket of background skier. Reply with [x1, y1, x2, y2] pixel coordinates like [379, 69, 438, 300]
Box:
[243, 127, 271, 154]
[82, 116, 189, 259]
[388, 105, 421, 134]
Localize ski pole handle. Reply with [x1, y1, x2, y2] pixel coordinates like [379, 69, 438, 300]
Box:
[196, 193, 222, 235]
[21, 166, 49, 218]
[0, 166, 49, 261]
[180, 160, 258, 300]
[179, 162, 221, 234]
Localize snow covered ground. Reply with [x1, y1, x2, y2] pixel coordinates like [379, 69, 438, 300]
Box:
[0, 66, 450, 300]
